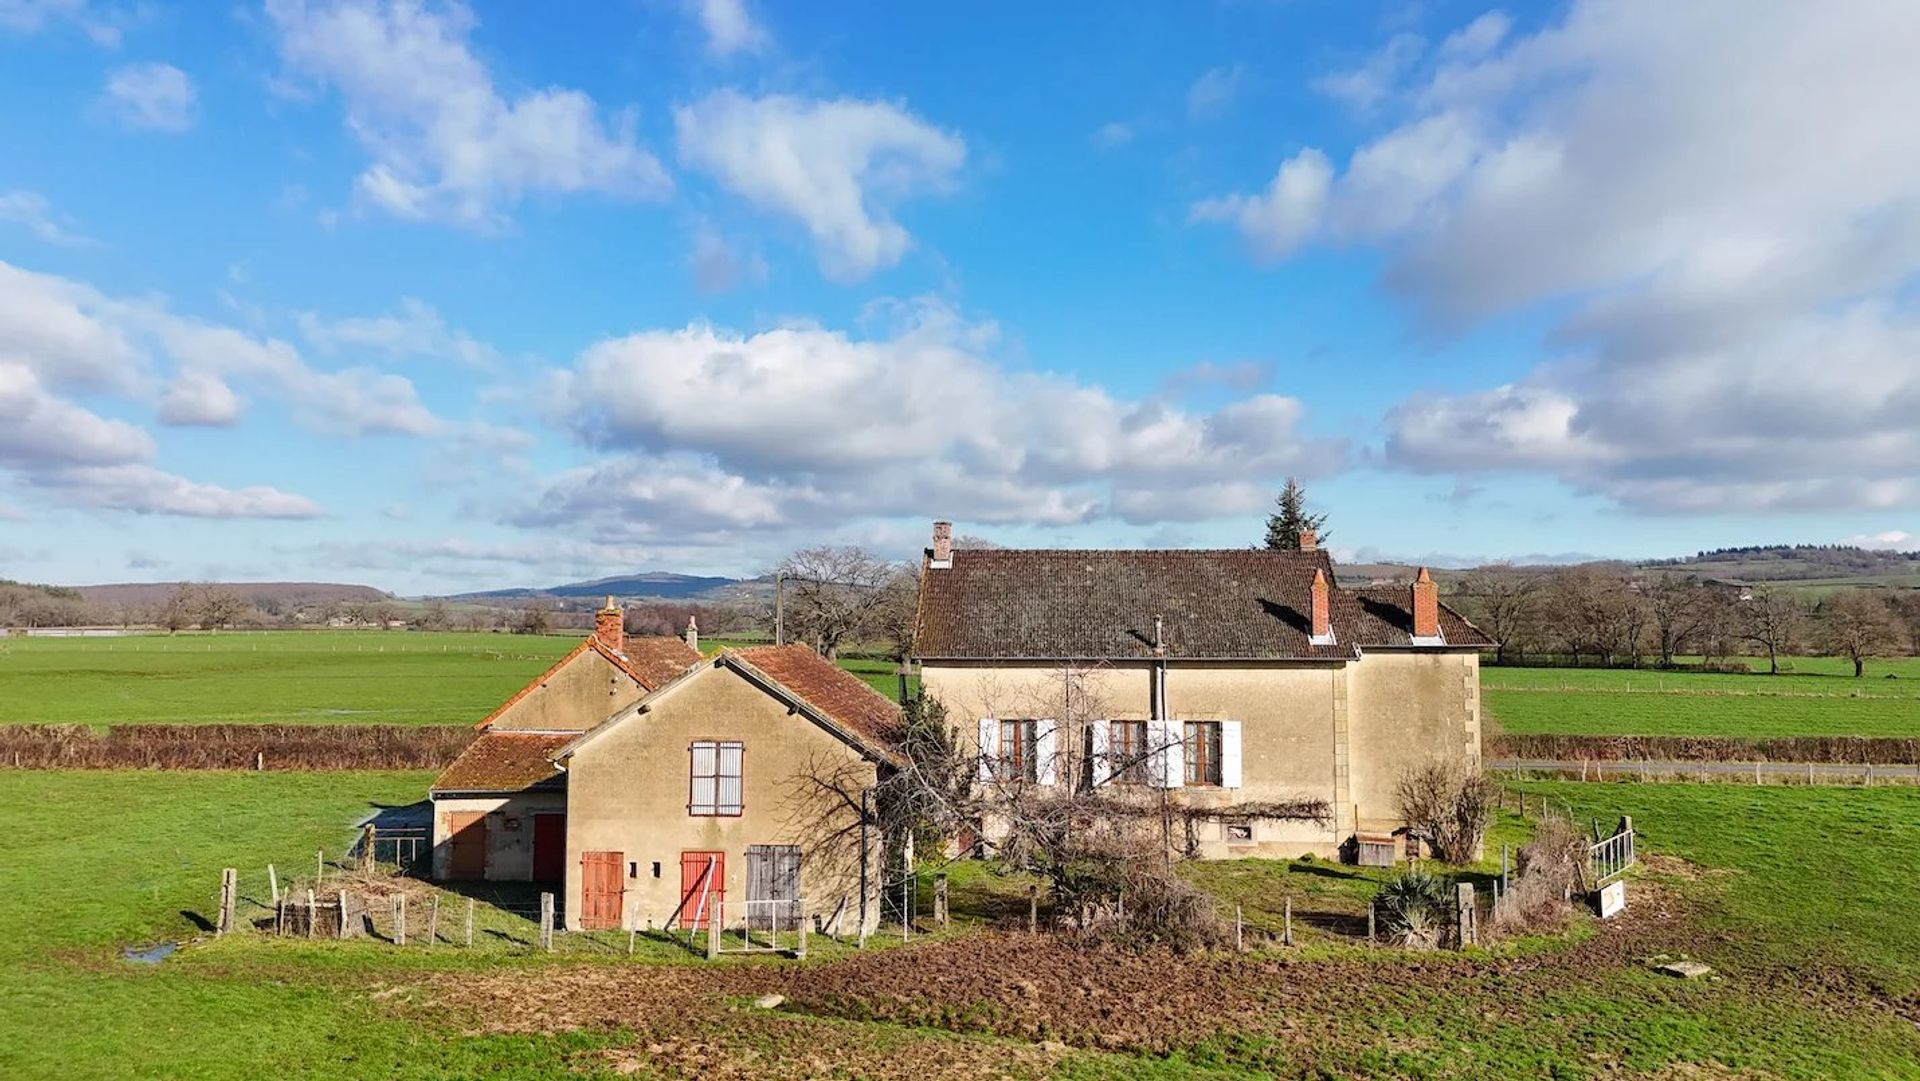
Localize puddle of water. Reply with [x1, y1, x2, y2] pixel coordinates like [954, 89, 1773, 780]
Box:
[122, 942, 179, 964]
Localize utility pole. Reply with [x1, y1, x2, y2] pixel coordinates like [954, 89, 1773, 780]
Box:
[775, 571, 785, 646]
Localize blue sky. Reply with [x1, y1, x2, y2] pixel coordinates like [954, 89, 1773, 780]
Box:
[1, 0, 1916, 594]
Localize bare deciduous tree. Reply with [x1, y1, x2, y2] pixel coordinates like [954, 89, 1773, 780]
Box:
[1393, 762, 1497, 865]
[1452, 565, 1539, 664]
[1737, 587, 1804, 675]
[1818, 589, 1902, 677]
[775, 545, 911, 659]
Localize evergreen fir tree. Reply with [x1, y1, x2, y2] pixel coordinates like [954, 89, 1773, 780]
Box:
[1263, 477, 1328, 550]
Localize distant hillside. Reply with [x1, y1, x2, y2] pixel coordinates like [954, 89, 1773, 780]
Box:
[445, 571, 748, 603]
[73, 582, 391, 609]
[1647, 544, 1920, 584]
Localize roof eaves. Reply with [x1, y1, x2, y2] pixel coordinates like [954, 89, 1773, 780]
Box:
[720, 652, 907, 768]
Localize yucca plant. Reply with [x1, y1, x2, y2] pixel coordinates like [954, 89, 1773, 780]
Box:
[1375, 866, 1450, 949]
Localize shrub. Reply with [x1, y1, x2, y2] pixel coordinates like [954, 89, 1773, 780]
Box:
[1394, 763, 1498, 864]
[1374, 867, 1450, 950]
[1494, 811, 1586, 933]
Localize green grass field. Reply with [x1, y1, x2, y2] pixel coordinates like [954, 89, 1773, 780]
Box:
[0, 632, 578, 726]
[1484, 656, 1920, 738]
[4, 770, 1918, 1078]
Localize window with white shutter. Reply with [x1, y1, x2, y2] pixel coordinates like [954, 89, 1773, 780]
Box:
[1184, 722, 1223, 786]
[1220, 721, 1243, 789]
[1034, 721, 1058, 786]
[977, 717, 999, 782]
[689, 739, 744, 815]
[1086, 720, 1113, 787]
[1148, 719, 1184, 789]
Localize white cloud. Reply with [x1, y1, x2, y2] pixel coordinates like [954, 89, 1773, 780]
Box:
[1439, 11, 1510, 60]
[297, 298, 493, 366]
[533, 301, 1344, 542]
[1187, 64, 1246, 119]
[36, 465, 323, 518]
[0, 0, 120, 44]
[689, 223, 767, 294]
[1844, 531, 1920, 552]
[0, 363, 153, 469]
[675, 90, 965, 281]
[1313, 33, 1422, 111]
[157, 370, 243, 427]
[99, 62, 197, 132]
[1090, 121, 1133, 149]
[691, 0, 768, 57]
[0, 190, 95, 246]
[1201, 1, 1920, 515]
[266, 0, 671, 228]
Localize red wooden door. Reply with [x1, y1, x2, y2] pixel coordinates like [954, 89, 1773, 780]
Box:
[678, 851, 725, 930]
[447, 812, 487, 880]
[531, 813, 566, 881]
[579, 850, 624, 930]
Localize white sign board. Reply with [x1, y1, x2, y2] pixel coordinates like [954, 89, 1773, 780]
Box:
[1597, 879, 1627, 919]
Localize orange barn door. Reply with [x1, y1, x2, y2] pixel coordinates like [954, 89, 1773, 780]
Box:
[579, 851, 624, 930]
[447, 812, 487, 880]
[678, 851, 725, 930]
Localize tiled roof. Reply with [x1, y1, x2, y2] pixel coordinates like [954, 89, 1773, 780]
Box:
[913, 548, 1491, 661]
[728, 645, 904, 757]
[431, 732, 573, 793]
[619, 635, 704, 687]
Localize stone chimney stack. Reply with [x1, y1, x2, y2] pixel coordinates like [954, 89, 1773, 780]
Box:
[930, 520, 953, 566]
[1298, 527, 1318, 552]
[1411, 568, 1440, 640]
[594, 596, 624, 653]
[1310, 568, 1331, 641]
[684, 614, 699, 654]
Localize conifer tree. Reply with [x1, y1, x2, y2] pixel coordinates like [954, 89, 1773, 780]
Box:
[1263, 477, 1328, 550]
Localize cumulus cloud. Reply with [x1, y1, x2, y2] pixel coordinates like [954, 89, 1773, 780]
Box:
[691, 0, 768, 57]
[528, 302, 1344, 542]
[36, 465, 323, 518]
[0, 190, 95, 246]
[1844, 531, 1920, 552]
[1201, 1, 1920, 514]
[99, 62, 197, 132]
[675, 90, 965, 281]
[266, 0, 670, 227]
[157, 370, 244, 427]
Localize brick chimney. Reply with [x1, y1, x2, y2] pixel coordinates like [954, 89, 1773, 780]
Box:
[930, 519, 953, 566]
[594, 596, 624, 653]
[1310, 567, 1331, 641]
[1299, 527, 1318, 552]
[684, 614, 699, 653]
[1411, 568, 1440, 640]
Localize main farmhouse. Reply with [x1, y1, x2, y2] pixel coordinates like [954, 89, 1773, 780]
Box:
[428, 602, 900, 934]
[912, 521, 1491, 861]
[427, 522, 1489, 932]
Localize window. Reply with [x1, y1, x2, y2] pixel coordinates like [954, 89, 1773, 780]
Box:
[1108, 720, 1148, 784]
[1184, 721, 1222, 787]
[998, 720, 1038, 782]
[1225, 822, 1254, 843]
[689, 740, 744, 815]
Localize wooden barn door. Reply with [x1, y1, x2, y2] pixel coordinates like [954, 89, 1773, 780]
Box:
[531, 813, 566, 882]
[678, 851, 725, 930]
[578, 851, 624, 930]
[447, 811, 487, 880]
[747, 845, 802, 930]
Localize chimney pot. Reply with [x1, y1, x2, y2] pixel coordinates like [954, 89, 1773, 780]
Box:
[1299, 528, 1318, 552]
[931, 519, 953, 565]
[1411, 566, 1440, 640]
[594, 597, 624, 653]
[684, 615, 700, 654]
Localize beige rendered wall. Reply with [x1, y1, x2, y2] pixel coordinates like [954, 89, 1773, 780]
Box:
[562, 665, 880, 933]
[1344, 650, 1482, 834]
[918, 660, 1347, 858]
[489, 648, 644, 732]
[429, 792, 567, 880]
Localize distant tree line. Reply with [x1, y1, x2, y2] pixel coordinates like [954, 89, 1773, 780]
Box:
[1448, 565, 1920, 677]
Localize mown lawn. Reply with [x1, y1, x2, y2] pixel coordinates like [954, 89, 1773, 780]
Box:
[0, 632, 579, 726]
[5, 770, 1919, 1078]
[1484, 656, 1920, 738]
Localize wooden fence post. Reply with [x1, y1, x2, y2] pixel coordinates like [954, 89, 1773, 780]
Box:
[316, 848, 324, 884]
[1028, 884, 1038, 934]
[362, 824, 376, 871]
[798, 908, 809, 959]
[1367, 900, 1376, 945]
[934, 873, 949, 927]
[1455, 883, 1475, 949]
[704, 911, 719, 960]
[255, 751, 264, 771]
[337, 890, 348, 940]
[465, 897, 475, 948]
[539, 892, 554, 951]
[1283, 897, 1293, 947]
[267, 863, 278, 906]
[217, 868, 236, 936]
[427, 895, 439, 949]
[1235, 905, 1244, 951]
[306, 889, 317, 940]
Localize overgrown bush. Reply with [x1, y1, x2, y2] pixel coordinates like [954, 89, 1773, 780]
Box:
[1374, 866, 1450, 950]
[1393, 762, 1497, 864]
[1494, 811, 1587, 933]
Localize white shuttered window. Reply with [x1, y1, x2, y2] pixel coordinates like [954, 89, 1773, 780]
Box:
[689, 740, 743, 815]
[977, 718, 999, 782]
[1220, 721, 1243, 789]
[1147, 719, 1185, 789]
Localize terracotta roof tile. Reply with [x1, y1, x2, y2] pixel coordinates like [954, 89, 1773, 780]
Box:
[730, 645, 903, 755]
[913, 548, 1491, 660]
[618, 635, 704, 687]
[431, 732, 572, 793]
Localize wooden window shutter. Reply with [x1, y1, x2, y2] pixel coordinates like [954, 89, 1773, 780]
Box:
[1034, 720, 1058, 786]
[1148, 719, 1184, 789]
[1220, 721, 1243, 789]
